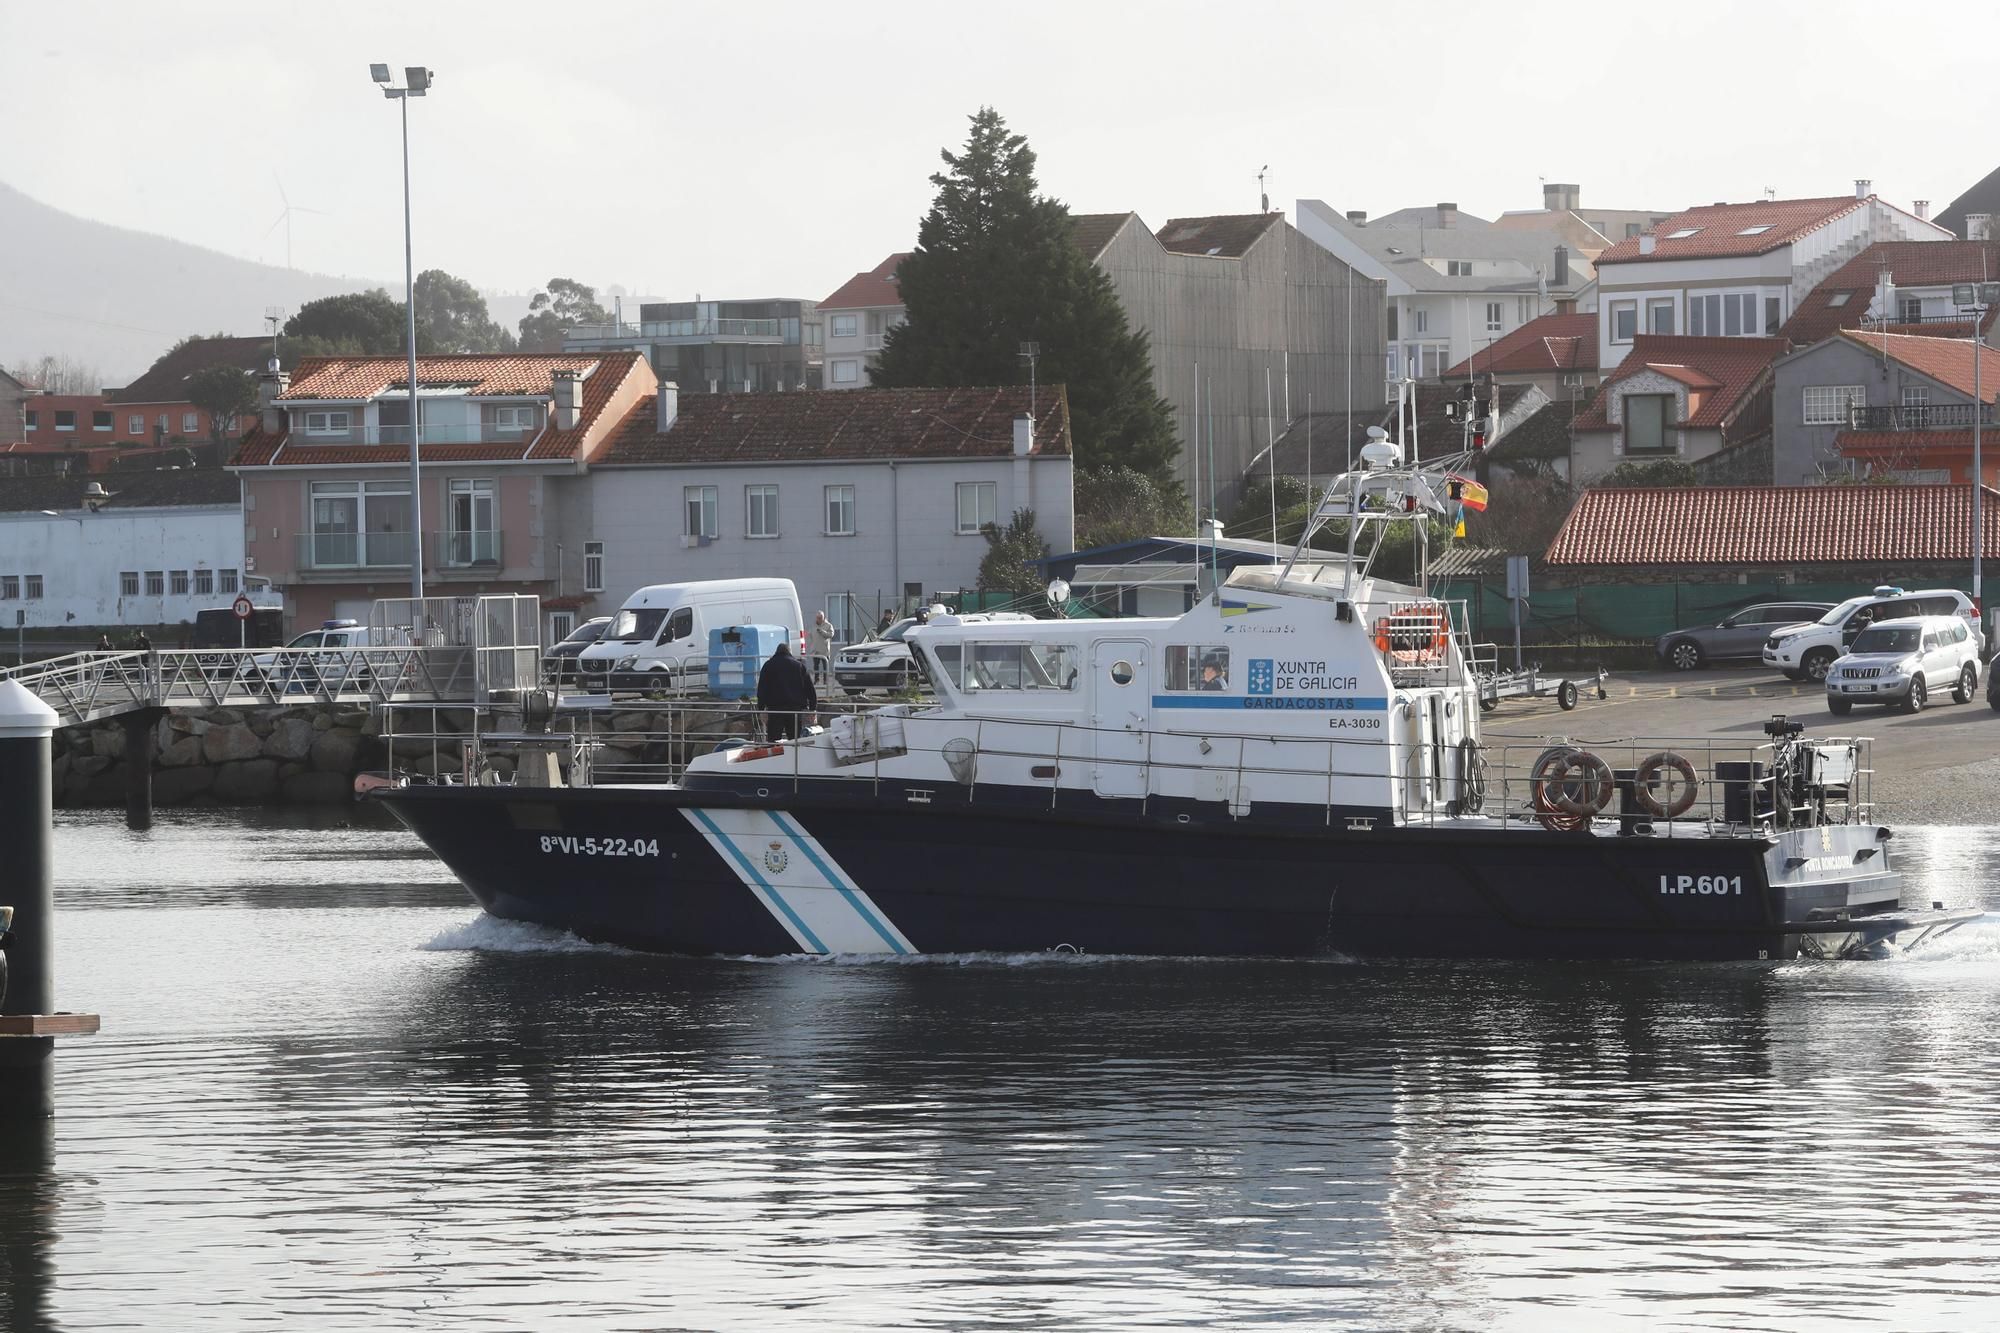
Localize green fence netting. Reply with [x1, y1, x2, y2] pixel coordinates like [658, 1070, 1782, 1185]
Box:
[1433, 578, 1970, 646]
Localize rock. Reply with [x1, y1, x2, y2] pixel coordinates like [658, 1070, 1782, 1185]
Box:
[332, 707, 370, 730]
[282, 771, 353, 803]
[212, 759, 280, 803]
[246, 711, 277, 739]
[263, 717, 316, 761]
[612, 710, 655, 732]
[204, 723, 263, 764]
[152, 767, 216, 802]
[71, 754, 112, 779]
[160, 734, 205, 767]
[84, 765, 127, 805]
[278, 761, 304, 780]
[205, 708, 243, 727]
[312, 712, 335, 732]
[309, 728, 361, 774]
[92, 727, 126, 760]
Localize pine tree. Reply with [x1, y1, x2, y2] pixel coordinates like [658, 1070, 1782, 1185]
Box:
[873, 108, 1180, 484]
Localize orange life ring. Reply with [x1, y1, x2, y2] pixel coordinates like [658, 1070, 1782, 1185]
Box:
[1373, 619, 1393, 652]
[1531, 746, 1612, 826]
[1634, 750, 1700, 819]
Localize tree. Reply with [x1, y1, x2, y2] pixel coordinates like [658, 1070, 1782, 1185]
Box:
[872, 108, 1180, 482]
[977, 509, 1051, 594]
[1591, 459, 1699, 488]
[283, 290, 408, 357]
[1464, 470, 1575, 554]
[10, 353, 107, 394]
[413, 269, 514, 353]
[1073, 466, 1193, 549]
[1224, 476, 1315, 545]
[517, 278, 610, 352]
[183, 366, 257, 447]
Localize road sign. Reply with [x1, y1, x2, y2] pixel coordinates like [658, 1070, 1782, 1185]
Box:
[231, 595, 255, 620]
[1505, 555, 1530, 602]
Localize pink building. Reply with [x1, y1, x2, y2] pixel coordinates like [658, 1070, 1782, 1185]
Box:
[229, 350, 654, 636]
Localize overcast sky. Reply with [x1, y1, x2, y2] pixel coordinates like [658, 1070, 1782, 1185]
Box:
[3, 0, 1994, 305]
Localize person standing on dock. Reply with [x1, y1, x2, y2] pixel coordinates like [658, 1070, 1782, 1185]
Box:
[757, 641, 817, 742]
[809, 611, 836, 686]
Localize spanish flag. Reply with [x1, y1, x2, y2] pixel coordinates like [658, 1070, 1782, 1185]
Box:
[1448, 474, 1489, 512]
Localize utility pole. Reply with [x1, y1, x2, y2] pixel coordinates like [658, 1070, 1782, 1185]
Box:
[371, 63, 434, 602]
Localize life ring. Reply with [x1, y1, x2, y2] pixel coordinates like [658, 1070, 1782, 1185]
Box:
[1373, 618, 1392, 653]
[1532, 746, 1612, 821]
[1634, 750, 1700, 819]
[1376, 606, 1451, 656]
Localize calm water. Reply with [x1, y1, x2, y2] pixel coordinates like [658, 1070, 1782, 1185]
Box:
[4, 810, 2000, 1331]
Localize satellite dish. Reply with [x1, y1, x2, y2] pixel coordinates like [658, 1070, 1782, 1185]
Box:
[1046, 578, 1070, 609]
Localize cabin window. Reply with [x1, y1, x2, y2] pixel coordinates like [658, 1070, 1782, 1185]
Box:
[1165, 645, 1231, 691]
[1109, 660, 1135, 686]
[956, 642, 1078, 691]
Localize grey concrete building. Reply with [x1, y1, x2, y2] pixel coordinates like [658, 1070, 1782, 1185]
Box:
[562, 298, 824, 392]
[1070, 211, 1385, 508]
[1773, 330, 2000, 486]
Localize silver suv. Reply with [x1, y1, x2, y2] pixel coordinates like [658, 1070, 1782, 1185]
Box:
[1764, 587, 1977, 682]
[1825, 615, 1981, 714]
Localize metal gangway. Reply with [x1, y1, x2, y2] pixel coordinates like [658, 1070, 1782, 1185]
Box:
[3, 595, 542, 728]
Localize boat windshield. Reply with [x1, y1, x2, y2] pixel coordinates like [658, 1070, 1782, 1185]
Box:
[610, 607, 670, 642]
[1851, 625, 1921, 654]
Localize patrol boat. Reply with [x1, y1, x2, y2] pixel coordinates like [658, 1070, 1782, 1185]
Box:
[377, 416, 1973, 962]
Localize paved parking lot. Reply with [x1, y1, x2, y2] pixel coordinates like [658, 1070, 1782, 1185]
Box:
[1480, 666, 2000, 824]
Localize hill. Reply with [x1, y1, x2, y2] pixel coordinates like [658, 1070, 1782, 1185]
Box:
[0, 181, 389, 382]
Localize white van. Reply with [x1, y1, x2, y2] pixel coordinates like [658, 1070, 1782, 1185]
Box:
[576, 578, 803, 694]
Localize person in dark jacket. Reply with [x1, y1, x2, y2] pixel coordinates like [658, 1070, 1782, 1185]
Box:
[756, 641, 817, 742]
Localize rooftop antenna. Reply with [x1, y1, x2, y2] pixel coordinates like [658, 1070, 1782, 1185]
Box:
[1764, 185, 1777, 201]
[264, 307, 285, 363]
[1258, 164, 1271, 214]
[1019, 341, 1040, 420]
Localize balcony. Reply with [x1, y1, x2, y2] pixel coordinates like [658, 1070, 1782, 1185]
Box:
[291, 422, 541, 446]
[1848, 403, 1997, 431]
[563, 318, 787, 344]
[441, 529, 503, 568]
[1861, 312, 1982, 329]
[297, 531, 414, 570]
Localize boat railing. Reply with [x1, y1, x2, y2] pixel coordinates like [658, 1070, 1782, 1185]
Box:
[385, 699, 1873, 836]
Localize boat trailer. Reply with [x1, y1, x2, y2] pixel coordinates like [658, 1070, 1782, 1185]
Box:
[1476, 664, 1610, 713]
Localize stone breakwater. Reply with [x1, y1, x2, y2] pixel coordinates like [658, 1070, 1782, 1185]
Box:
[51, 705, 387, 806]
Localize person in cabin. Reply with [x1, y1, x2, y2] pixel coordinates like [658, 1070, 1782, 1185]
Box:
[1199, 656, 1228, 691]
[756, 640, 818, 742]
[809, 611, 836, 685]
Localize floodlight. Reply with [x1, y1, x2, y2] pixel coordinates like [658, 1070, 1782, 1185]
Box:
[406, 67, 431, 94]
[369, 63, 390, 83]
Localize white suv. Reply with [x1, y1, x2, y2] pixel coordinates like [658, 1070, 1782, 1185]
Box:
[1763, 587, 1977, 682]
[835, 611, 1036, 694]
[1826, 615, 1982, 714]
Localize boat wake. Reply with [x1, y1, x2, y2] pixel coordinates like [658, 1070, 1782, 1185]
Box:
[420, 914, 632, 956]
[734, 948, 1364, 968]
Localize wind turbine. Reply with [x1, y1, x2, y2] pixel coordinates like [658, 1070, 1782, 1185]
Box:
[264, 174, 326, 270]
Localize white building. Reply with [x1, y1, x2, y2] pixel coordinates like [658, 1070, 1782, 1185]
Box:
[1592, 187, 1949, 374]
[818, 253, 908, 390]
[583, 382, 1074, 642]
[0, 471, 253, 642]
[1296, 198, 1584, 383]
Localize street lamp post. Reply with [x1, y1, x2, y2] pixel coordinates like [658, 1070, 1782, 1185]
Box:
[1953, 281, 2000, 644]
[371, 62, 433, 602]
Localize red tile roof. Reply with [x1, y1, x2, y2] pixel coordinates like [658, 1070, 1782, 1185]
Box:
[600, 384, 1071, 466]
[1783, 241, 2000, 344]
[1834, 329, 2000, 400]
[1155, 214, 1282, 258]
[1597, 196, 1867, 264]
[1836, 429, 1976, 457]
[232, 352, 652, 467]
[1572, 335, 1786, 431]
[1442, 312, 1598, 378]
[819, 253, 909, 311]
[1070, 212, 1136, 259]
[278, 352, 609, 401]
[1545, 485, 2000, 565]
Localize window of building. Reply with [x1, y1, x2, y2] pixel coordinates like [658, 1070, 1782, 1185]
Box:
[145, 570, 164, 596]
[219, 568, 238, 593]
[22, 575, 40, 600]
[128, 414, 143, 434]
[0, 576, 16, 600]
[548, 610, 576, 642]
[1665, 227, 1704, 240]
[308, 479, 409, 566]
[745, 484, 780, 538]
[1448, 260, 1473, 277]
[831, 360, 860, 385]
[1624, 222, 1643, 238]
[1623, 394, 1673, 454]
[119, 571, 139, 597]
[1898, 295, 1923, 324]
[1485, 302, 1503, 332]
[193, 568, 213, 596]
[1687, 293, 1759, 337]
[1385, 307, 1399, 341]
[685, 486, 717, 539]
[1765, 296, 1782, 335]
[23, 410, 36, 430]
[830, 314, 858, 338]
[490, 405, 537, 433]
[1412, 309, 1429, 334]
[91, 410, 112, 432]
[1803, 385, 1866, 426]
[956, 481, 998, 534]
[1902, 386, 1931, 407]
[1827, 292, 1852, 308]
[304, 410, 351, 435]
[55, 411, 75, 431]
[182, 412, 199, 433]
[825, 484, 856, 536]
[1610, 301, 1638, 343]
[1647, 299, 1675, 335]
[1165, 645, 1231, 691]
[447, 478, 497, 564]
[1737, 224, 1774, 236]
[582, 541, 604, 592]
[170, 570, 189, 596]
[866, 311, 884, 335]
[955, 642, 1079, 692]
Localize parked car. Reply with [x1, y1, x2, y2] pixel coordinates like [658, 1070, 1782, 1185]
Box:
[1825, 615, 1981, 714]
[836, 611, 1037, 694]
[544, 616, 610, 687]
[1763, 587, 1978, 682]
[1654, 601, 1833, 671]
[236, 619, 399, 693]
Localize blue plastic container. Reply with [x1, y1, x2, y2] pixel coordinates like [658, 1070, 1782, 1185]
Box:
[707, 623, 789, 700]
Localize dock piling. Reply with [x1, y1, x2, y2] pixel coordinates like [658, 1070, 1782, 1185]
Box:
[121, 707, 164, 831]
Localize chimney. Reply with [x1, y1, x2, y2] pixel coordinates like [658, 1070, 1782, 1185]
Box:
[1915, 199, 1931, 222]
[1543, 182, 1580, 213]
[1345, 209, 1368, 224]
[1969, 213, 1994, 242]
[1553, 245, 1571, 288]
[551, 368, 582, 430]
[656, 380, 679, 433]
[1555, 297, 1577, 315]
[1436, 202, 1457, 229]
[1013, 413, 1034, 457]
[1855, 179, 1872, 200]
[1639, 233, 1657, 256]
[257, 362, 289, 435]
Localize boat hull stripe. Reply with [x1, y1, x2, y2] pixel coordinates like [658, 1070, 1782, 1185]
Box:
[684, 808, 829, 954]
[682, 807, 912, 954]
[1151, 695, 1389, 711]
[768, 810, 912, 954]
